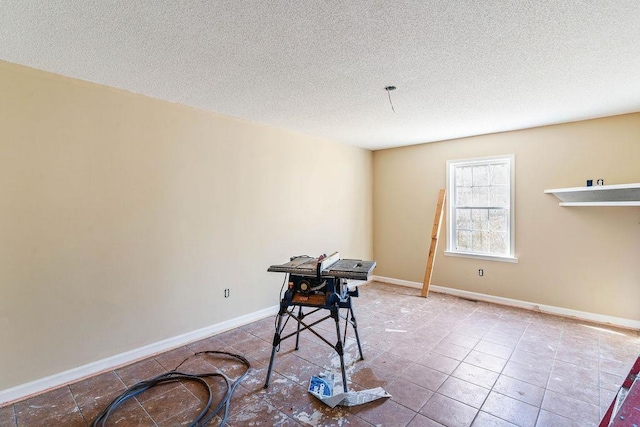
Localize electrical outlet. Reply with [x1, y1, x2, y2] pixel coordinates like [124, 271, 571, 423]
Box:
[478, 269, 484, 277]
[224, 288, 230, 298]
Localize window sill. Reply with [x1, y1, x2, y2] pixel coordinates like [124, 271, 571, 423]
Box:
[444, 251, 518, 263]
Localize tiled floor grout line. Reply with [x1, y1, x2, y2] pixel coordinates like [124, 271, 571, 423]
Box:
[469, 313, 532, 427]
[135, 397, 160, 427]
[597, 331, 602, 422]
[460, 310, 592, 423]
[67, 384, 88, 426]
[452, 304, 492, 427]
[4, 283, 638, 426]
[412, 305, 528, 426]
[540, 322, 563, 425]
[111, 368, 160, 426]
[114, 368, 128, 389]
[156, 353, 213, 414]
[520, 319, 544, 427]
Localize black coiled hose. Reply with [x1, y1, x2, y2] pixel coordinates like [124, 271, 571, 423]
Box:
[91, 350, 251, 427]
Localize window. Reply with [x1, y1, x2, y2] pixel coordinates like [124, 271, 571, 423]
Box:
[445, 155, 516, 262]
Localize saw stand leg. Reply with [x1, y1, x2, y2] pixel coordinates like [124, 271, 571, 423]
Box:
[264, 300, 364, 393]
[264, 304, 286, 390]
[348, 304, 364, 362]
[331, 303, 349, 392]
[295, 305, 303, 350]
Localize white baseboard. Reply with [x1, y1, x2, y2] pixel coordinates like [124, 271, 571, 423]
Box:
[371, 275, 640, 330]
[0, 305, 279, 405]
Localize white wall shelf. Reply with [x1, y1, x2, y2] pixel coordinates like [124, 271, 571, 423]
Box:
[545, 183, 640, 206]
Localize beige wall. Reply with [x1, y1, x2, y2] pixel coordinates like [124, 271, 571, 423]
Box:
[0, 61, 373, 390]
[374, 114, 640, 321]
[2, 57, 637, 393]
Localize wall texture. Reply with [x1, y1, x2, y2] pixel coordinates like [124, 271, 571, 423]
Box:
[374, 113, 640, 321]
[0, 61, 373, 390]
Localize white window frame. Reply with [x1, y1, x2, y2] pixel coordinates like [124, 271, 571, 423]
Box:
[444, 154, 517, 263]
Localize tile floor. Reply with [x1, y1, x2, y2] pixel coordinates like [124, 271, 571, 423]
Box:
[1, 282, 639, 426]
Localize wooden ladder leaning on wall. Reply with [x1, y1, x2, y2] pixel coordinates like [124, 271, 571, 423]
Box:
[421, 189, 446, 297]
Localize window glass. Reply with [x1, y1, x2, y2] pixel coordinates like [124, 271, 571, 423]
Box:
[447, 156, 515, 260]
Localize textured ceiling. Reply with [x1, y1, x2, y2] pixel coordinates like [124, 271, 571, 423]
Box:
[1, 1, 639, 150]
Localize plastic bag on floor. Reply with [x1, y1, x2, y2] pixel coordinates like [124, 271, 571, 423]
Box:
[308, 373, 391, 408]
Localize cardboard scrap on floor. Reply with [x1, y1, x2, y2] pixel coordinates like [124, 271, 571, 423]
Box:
[308, 373, 391, 408]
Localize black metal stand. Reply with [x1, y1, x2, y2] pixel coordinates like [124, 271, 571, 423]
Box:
[264, 291, 364, 393]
